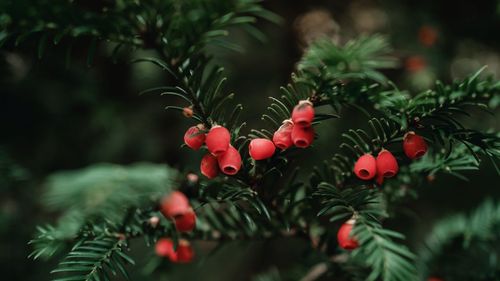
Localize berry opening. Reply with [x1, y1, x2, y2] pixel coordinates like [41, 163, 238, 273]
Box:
[296, 120, 309, 127]
[415, 150, 425, 158]
[223, 166, 237, 175]
[212, 149, 226, 156]
[295, 140, 308, 147]
[359, 169, 370, 178]
[276, 143, 287, 149]
[383, 171, 396, 177]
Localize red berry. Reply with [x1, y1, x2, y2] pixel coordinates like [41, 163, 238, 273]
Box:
[337, 219, 359, 250]
[418, 25, 438, 47]
[205, 126, 231, 156]
[291, 125, 314, 148]
[249, 138, 276, 160]
[376, 149, 399, 178]
[160, 191, 190, 219]
[403, 131, 428, 159]
[176, 240, 195, 263]
[175, 209, 196, 233]
[273, 120, 294, 150]
[218, 145, 242, 175]
[183, 125, 205, 150]
[155, 238, 176, 259]
[200, 153, 219, 179]
[353, 154, 377, 180]
[292, 100, 314, 128]
[405, 56, 426, 73]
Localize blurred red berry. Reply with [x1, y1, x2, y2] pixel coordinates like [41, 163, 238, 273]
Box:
[160, 191, 190, 219]
[176, 240, 195, 263]
[155, 238, 176, 259]
[175, 209, 196, 233]
[405, 56, 426, 73]
[418, 25, 438, 47]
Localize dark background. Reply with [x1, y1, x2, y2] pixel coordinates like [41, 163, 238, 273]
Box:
[1, 0, 499, 280]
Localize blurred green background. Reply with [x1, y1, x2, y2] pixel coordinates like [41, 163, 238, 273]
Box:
[1, 0, 499, 280]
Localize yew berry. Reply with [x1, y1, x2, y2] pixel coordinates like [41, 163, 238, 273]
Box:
[183, 124, 206, 150]
[291, 125, 315, 148]
[249, 138, 276, 160]
[273, 120, 294, 150]
[176, 239, 195, 263]
[376, 149, 399, 178]
[353, 154, 377, 180]
[200, 153, 219, 179]
[292, 100, 315, 128]
[403, 131, 428, 159]
[218, 145, 242, 175]
[337, 219, 359, 250]
[160, 191, 190, 219]
[205, 125, 231, 156]
[155, 238, 176, 259]
[175, 209, 196, 233]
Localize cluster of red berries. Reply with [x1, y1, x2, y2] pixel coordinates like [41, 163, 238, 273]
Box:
[353, 131, 428, 185]
[184, 124, 242, 178]
[183, 100, 316, 178]
[273, 100, 316, 149]
[160, 191, 196, 232]
[339, 132, 428, 250]
[155, 238, 194, 263]
[154, 191, 196, 263]
[249, 99, 316, 160]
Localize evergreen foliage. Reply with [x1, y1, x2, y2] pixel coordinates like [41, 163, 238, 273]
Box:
[1, 1, 499, 280]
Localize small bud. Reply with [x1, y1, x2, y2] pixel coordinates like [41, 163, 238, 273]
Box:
[183, 106, 194, 118]
[149, 216, 160, 228]
[186, 173, 199, 183]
